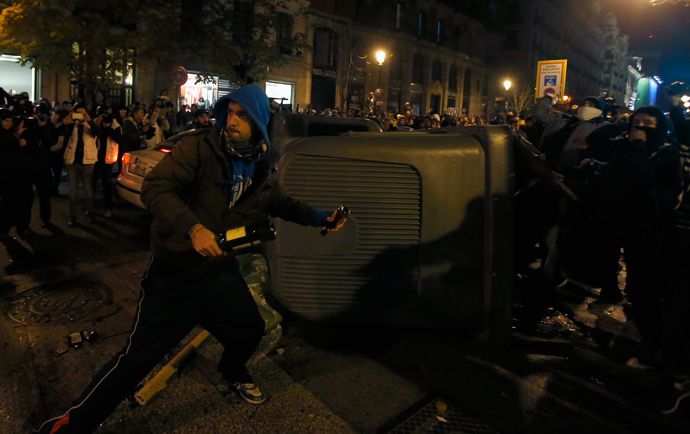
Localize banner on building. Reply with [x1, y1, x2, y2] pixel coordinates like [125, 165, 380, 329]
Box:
[535, 59, 567, 101]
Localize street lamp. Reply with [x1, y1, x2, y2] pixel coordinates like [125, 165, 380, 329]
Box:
[503, 80, 512, 112]
[376, 51, 386, 89]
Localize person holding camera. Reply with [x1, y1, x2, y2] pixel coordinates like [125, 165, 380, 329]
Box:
[36, 84, 347, 434]
[62, 102, 101, 226]
[145, 99, 172, 148]
[120, 106, 155, 171]
[92, 107, 122, 218]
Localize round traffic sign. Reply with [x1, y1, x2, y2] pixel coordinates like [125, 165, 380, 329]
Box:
[171, 66, 188, 86]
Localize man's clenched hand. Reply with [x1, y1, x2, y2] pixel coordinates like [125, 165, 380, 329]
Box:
[188, 224, 225, 257]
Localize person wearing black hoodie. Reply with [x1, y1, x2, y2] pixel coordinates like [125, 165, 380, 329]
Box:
[92, 108, 123, 218]
[587, 106, 690, 412]
[36, 84, 348, 434]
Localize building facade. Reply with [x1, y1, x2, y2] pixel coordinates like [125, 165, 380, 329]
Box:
[498, 0, 608, 103]
[5, 0, 635, 119]
[599, 11, 630, 108]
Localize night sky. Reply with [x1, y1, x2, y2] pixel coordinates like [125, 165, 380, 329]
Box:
[602, 0, 690, 83]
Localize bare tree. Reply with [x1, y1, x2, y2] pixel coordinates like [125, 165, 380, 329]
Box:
[506, 83, 536, 116]
[335, 29, 368, 113]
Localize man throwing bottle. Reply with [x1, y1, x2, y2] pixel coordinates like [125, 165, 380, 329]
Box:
[37, 84, 346, 433]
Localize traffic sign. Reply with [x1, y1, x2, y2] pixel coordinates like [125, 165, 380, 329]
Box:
[171, 66, 188, 86]
[536, 60, 567, 102]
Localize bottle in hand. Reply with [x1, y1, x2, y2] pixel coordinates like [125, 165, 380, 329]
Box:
[320, 206, 350, 236]
[218, 220, 277, 252]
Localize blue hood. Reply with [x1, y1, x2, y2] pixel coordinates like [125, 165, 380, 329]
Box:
[213, 84, 271, 148]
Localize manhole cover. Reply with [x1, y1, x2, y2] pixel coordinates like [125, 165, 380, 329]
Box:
[6, 278, 117, 324]
[386, 398, 499, 434]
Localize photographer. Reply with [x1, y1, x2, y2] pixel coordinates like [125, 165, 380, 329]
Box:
[62, 102, 101, 226]
[92, 108, 122, 218]
[145, 100, 172, 148]
[121, 106, 155, 160]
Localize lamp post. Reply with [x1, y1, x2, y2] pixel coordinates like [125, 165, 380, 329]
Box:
[503, 79, 512, 111]
[376, 51, 386, 89]
[374, 51, 386, 115]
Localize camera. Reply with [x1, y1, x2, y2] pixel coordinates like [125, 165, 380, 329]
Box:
[22, 116, 39, 130]
[667, 81, 690, 97]
[72, 113, 84, 120]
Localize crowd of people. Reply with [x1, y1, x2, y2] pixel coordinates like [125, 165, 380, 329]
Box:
[510, 91, 690, 414]
[0, 87, 220, 234]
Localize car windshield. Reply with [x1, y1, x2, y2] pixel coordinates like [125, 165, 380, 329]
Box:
[153, 130, 196, 152]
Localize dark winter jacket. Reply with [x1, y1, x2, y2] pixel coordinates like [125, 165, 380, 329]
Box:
[122, 117, 154, 152]
[142, 85, 319, 272]
[593, 137, 681, 232]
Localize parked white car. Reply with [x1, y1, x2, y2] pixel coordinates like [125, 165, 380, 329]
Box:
[116, 130, 197, 209]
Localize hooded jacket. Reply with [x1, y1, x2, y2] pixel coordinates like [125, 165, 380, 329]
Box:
[533, 96, 610, 174]
[141, 84, 317, 272]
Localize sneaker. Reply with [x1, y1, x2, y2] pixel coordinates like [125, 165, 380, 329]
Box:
[230, 381, 266, 405]
[658, 380, 690, 414]
[104, 210, 112, 218]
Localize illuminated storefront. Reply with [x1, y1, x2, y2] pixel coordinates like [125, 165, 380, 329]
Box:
[180, 73, 219, 109]
[265, 80, 295, 110]
[0, 54, 38, 101]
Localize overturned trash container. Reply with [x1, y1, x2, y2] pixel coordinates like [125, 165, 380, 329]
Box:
[265, 127, 514, 342]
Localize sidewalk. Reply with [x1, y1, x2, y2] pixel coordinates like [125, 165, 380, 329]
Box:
[0, 204, 359, 433]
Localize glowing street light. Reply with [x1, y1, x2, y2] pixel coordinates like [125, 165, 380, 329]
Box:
[503, 80, 512, 91]
[375, 51, 386, 92]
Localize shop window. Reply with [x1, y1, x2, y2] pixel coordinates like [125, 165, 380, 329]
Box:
[266, 81, 294, 109]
